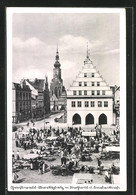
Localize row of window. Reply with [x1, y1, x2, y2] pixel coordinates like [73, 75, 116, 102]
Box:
[16, 105, 31, 112]
[71, 101, 108, 107]
[16, 92, 31, 100]
[73, 90, 105, 96]
[17, 101, 31, 106]
[84, 73, 95, 77]
[78, 81, 100, 87]
[16, 101, 31, 110]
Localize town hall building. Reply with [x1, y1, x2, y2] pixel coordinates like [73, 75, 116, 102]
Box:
[67, 47, 114, 126]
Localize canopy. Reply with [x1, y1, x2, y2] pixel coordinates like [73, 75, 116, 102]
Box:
[23, 153, 39, 159]
[46, 136, 58, 141]
[20, 131, 29, 135]
[111, 175, 120, 184]
[105, 146, 120, 152]
[82, 132, 96, 137]
[72, 173, 93, 184]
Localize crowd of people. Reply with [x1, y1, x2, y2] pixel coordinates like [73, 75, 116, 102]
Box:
[12, 122, 120, 183]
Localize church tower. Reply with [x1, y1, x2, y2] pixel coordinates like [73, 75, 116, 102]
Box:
[50, 47, 67, 111]
[53, 47, 62, 81]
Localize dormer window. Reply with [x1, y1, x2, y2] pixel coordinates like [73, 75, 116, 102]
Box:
[73, 91, 76, 95]
[92, 73, 94, 77]
[84, 73, 87, 77]
[79, 91, 82, 95]
[92, 90, 95, 95]
[92, 82, 95, 86]
[79, 82, 82, 86]
[84, 82, 87, 86]
[84, 90, 87, 95]
[97, 90, 100, 95]
[97, 82, 100, 86]
[102, 90, 105, 95]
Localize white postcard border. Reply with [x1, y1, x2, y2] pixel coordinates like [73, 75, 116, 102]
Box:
[7, 7, 126, 191]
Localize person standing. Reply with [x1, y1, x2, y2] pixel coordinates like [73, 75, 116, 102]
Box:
[24, 142, 27, 150]
[15, 140, 18, 147]
[42, 161, 45, 174]
[12, 151, 15, 163]
[16, 150, 20, 160]
[63, 148, 67, 165]
[97, 158, 102, 167]
[39, 161, 43, 174]
[30, 159, 34, 170]
[60, 149, 64, 166]
[111, 162, 116, 174]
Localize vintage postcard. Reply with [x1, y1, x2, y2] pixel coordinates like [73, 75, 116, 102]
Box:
[7, 7, 126, 191]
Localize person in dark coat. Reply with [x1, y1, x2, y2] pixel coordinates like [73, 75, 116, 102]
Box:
[24, 142, 27, 150]
[16, 150, 20, 160]
[15, 140, 18, 147]
[97, 158, 102, 167]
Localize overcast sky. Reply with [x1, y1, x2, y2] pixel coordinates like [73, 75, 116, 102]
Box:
[12, 12, 120, 89]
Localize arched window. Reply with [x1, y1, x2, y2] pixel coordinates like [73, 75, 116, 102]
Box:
[85, 113, 94, 125]
[72, 113, 81, 125]
[99, 113, 107, 124]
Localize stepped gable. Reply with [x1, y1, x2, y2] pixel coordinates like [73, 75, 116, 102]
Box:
[67, 47, 113, 98]
[67, 44, 113, 126]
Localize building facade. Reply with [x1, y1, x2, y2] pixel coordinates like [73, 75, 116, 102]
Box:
[67, 48, 114, 126]
[110, 85, 120, 126]
[24, 79, 39, 118]
[25, 77, 50, 118]
[12, 81, 31, 123]
[50, 48, 67, 111]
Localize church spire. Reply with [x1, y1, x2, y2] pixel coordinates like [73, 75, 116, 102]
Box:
[86, 42, 90, 59]
[54, 45, 61, 68]
[84, 42, 92, 65]
[55, 45, 59, 61]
